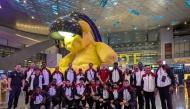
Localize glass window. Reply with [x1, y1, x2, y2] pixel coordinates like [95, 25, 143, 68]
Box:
[174, 43, 179, 58]
[0, 38, 8, 46]
[179, 43, 184, 57]
[2, 39, 8, 45]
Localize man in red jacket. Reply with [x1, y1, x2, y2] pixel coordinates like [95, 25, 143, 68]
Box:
[98, 62, 110, 88]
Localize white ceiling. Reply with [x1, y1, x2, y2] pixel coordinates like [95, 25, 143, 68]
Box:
[0, 0, 190, 36]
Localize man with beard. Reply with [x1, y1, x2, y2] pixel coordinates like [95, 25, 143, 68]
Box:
[8, 64, 25, 109]
[41, 62, 52, 90]
[134, 62, 145, 109]
[110, 82, 121, 109]
[45, 79, 61, 109]
[87, 79, 101, 109]
[24, 62, 35, 105]
[110, 62, 122, 86]
[156, 59, 175, 109]
[62, 80, 74, 109]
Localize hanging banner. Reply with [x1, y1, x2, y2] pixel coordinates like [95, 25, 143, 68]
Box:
[165, 43, 172, 59]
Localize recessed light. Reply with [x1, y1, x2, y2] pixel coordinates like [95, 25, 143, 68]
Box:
[98, 26, 100, 28]
[158, 25, 160, 26]
[135, 28, 137, 29]
[31, 16, 35, 19]
[105, 17, 107, 19]
[184, 21, 187, 24]
[83, 8, 85, 10]
[114, 2, 117, 5]
[167, 27, 170, 30]
[23, 0, 26, 3]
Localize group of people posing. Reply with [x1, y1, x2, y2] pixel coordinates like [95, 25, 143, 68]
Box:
[8, 59, 175, 109]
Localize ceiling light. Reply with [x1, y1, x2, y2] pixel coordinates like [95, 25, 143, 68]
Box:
[114, 2, 117, 5]
[31, 16, 35, 19]
[23, 0, 26, 3]
[98, 26, 100, 28]
[129, 9, 140, 16]
[83, 8, 85, 10]
[184, 21, 187, 24]
[167, 27, 170, 30]
[0, 5, 2, 9]
[135, 28, 137, 29]
[105, 17, 107, 19]
[158, 25, 160, 26]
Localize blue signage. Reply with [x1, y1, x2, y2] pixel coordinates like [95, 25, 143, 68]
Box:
[152, 16, 163, 22]
[171, 20, 176, 25]
[52, 5, 58, 14]
[186, 0, 190, 7]
[129, 9, 140, 16]
[91, 18, 96, 22]
[133, 25, 139, 29]
[100, 0, 108, 7]
[113, 21, 120, 26]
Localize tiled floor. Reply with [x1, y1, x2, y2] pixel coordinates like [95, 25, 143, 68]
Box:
[0, 87, 190, 109]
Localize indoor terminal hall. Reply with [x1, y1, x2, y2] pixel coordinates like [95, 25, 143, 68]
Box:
[0, 0, 190, 109]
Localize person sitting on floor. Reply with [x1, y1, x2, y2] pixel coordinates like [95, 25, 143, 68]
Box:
[45, 78, 61, 109]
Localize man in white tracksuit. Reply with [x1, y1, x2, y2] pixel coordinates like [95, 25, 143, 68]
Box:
[156, 59, 175, 109]
[141, 66, 158, 109]
[134, 62, 145, 109]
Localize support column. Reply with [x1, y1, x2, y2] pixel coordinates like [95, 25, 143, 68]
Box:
[160, 28, 174, 64]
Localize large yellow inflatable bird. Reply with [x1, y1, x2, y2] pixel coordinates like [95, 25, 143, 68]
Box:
[48, 11, 118, 73]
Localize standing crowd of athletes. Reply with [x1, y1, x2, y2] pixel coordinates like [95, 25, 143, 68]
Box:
[7, 59, 175, 109]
